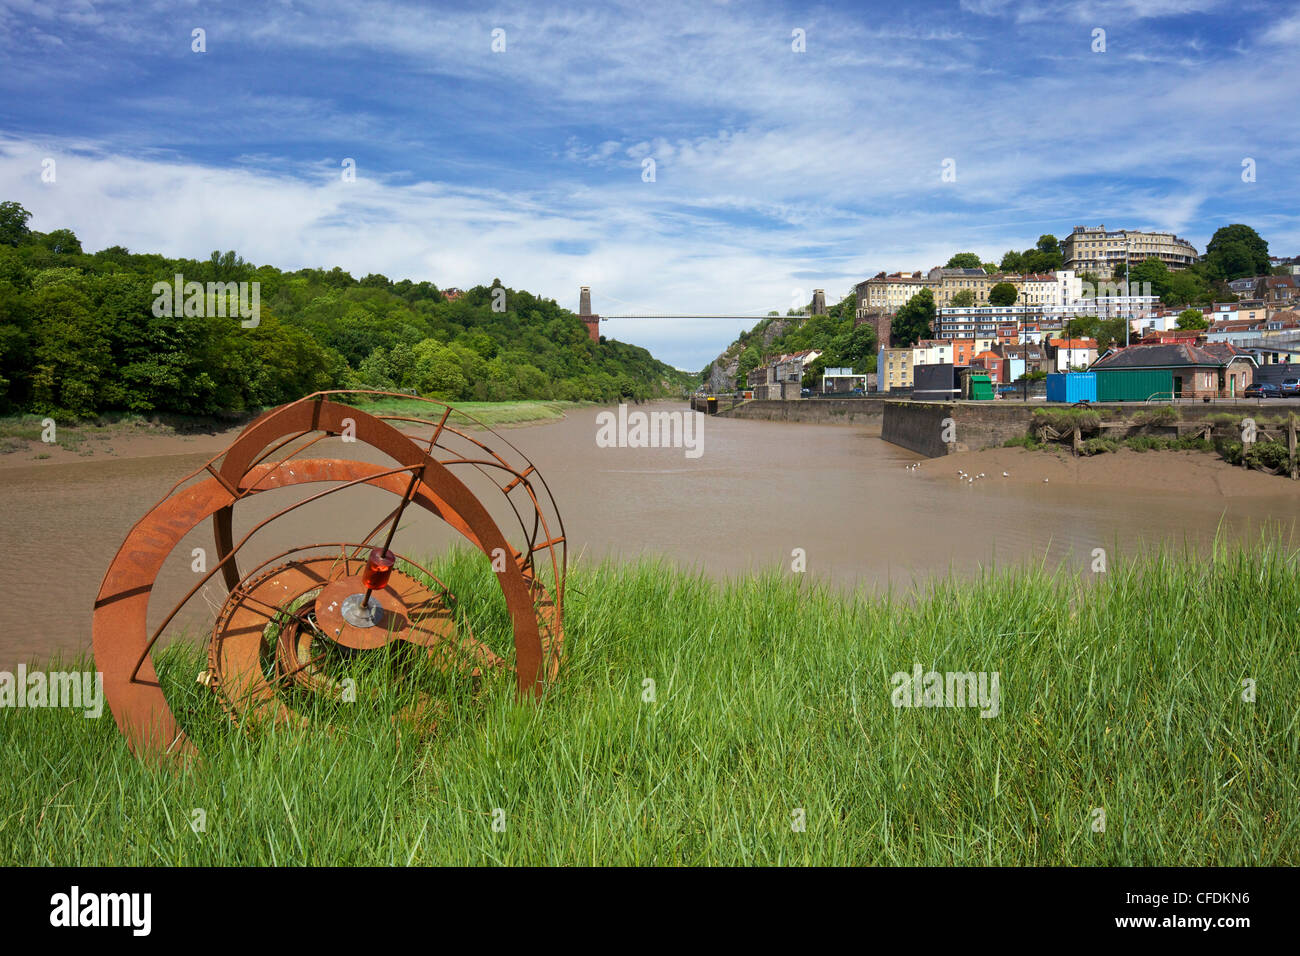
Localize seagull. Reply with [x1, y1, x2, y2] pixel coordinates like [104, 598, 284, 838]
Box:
[1043, 478, 1049, 483]
[1003, 472, 1009, 477]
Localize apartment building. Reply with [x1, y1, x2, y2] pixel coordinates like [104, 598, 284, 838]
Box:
[877, 347, 915, 392]
[1061, 225, 1199, 276]
[927, 267, 996, 308]
[935, 305, 1046, 341]
[855, 271, 937, 315]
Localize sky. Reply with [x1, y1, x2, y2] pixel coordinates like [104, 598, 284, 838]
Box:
[1, 0, 1298, 371]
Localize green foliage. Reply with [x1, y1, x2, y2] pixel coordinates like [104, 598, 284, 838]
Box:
[1002, 434, 1041, 449]
[1065, 314, 1128, 351]
[1133, 405, 1179, 425]
[0, 201, 32, 247]
[1176, 309, 1207, 331]
[1204, 224, 1270, 281]
[1033, 407, 1101, 432]
[950, 288, 976, 307]
[988, 282, 1017, 306]
[1244, 439, 1290, 471]
[891, 289, 934, 348]
[999, 236, 1062, 275]
[945, 252, 982, 269]
[0, 203, 692, 415]
[1079, 436, 1119, 456]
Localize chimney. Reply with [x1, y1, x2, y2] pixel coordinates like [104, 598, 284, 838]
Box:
[811, 289, 827, 315]
[579, 286, 592, 315]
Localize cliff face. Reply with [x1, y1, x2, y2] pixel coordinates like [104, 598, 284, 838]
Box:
[705, 358, 737, 392]
[701, 315, 798, 391]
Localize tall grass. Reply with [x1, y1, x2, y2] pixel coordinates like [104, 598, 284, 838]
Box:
[2, 543, 1296, 865]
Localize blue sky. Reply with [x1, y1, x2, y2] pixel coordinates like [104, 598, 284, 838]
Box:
[2, 0, 1298, 371]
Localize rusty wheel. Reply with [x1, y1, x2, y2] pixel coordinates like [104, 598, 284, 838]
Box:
[92, 392, 566, 760]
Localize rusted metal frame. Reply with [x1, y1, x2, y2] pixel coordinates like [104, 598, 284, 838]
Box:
[129, 463, 425, 682]
[96, 391, 565, 758]
[245, 428, 313, 471]
[372, 400, 566, 591]
[222, 541, 459, 625]
[331, 403, 569, 621]
[438, 457, 550, 562]
[240, 431, 335, 493]
[442, 459, 565, 611]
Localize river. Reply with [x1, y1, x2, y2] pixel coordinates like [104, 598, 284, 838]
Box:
[0, 402, 1295, 668]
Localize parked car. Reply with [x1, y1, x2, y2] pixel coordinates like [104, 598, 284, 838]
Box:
[1244, 382, 1281, 398]
[1280, 377, 1300, 397]
[800, 387, 812, 398]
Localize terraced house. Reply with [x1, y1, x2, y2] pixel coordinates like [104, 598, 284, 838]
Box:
[1061, 225, 1199, 276]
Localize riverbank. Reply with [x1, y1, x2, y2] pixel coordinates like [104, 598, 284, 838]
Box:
[929, 444, 1293, 496]
[0, 400, 584, 469]
[2, 546, 1294, 865]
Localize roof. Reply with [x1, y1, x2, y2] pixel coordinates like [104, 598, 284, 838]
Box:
[1091, 343, 1256, 370]
[1048, 338, 1099, 349]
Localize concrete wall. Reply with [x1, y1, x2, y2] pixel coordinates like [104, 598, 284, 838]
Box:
[881, 400, 1276, 458]
[721, 398, 885, 424]
[882, 401, 1048, 456]
[881, 401, 958, 456]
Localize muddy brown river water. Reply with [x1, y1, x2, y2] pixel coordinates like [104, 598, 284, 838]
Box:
[1, 402, 1296, 668]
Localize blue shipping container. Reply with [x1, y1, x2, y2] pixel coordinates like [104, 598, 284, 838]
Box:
[1046, 372, 1097, 403]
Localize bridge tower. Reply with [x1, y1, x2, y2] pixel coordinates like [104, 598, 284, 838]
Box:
[578, 286, 601, 342]
[811, 289, 827, 315]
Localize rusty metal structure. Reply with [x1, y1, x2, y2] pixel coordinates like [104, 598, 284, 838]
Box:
[92, 391, 565, 759]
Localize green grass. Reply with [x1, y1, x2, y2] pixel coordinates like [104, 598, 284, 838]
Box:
[2, 543, 1296, 865]
[1032, 407, 1103, 432]
[332, 396, 586, 429]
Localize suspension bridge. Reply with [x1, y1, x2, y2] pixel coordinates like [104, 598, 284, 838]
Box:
[574, 286, 826, 341]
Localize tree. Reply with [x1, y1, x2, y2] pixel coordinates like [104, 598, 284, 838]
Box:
[981, 262, 998, 274]
[891, 289, 935, 348]
[735, 345, 762, 389]
[1204, 224, 1269, 280]
[41, 228, 82, 255]
[950, 289, 976, 308]
[946, 252, 982, 269]
[1176, 309, 1207, 331]
[988, 282, 1018, 306]
[1128, 257, 1170, 298]
[0, 201, 32, 246]
[999, 250, 1026, 273]
[1032, 235, 1062, 270]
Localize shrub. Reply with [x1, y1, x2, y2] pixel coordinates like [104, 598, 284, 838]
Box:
[1079, 437, 1118, 456]
[1003, 435, 1041, 449]
[1217, 439, 1243, 465]
[1133, 405, 1180, 425]
[1244, 439, 1290, 471]
[1032, 408, 1101, 433]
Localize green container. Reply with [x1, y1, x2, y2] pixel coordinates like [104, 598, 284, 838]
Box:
[1095, 368, 1173, 402]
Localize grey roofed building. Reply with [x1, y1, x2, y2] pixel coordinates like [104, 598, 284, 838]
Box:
[1091, 342, 1256, 370]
